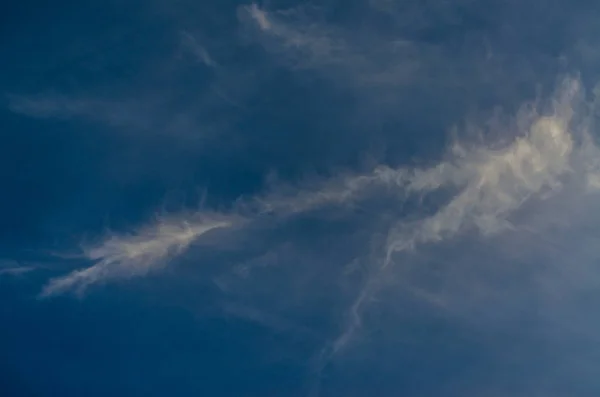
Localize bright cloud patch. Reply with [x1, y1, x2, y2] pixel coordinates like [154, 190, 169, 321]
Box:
[40, 215, 234, 297]
[385, 114, 574, 259]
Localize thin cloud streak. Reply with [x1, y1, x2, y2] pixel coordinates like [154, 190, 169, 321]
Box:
[40, 214, 235, 297]
[0, 266, 35, 277]
[247, 3, 272, 31]
[238, 3, 421, 88]
[7, 95, 154, 130]
[180, 31, 218, 68]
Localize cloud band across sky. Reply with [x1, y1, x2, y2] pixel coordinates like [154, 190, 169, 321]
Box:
[34, 75, 600, 309]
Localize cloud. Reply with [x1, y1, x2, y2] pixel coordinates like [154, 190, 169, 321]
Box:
[180, 31, 218, 68]
[259, 78, 584, 261]
[6, 88, 244, 147]
[0, 260, 35, 278]
[246, 3, 272, 31]
[385, 114, 573, 257]
[6, 35, 247, 141]
[221, 302, 319, 338]
[0, 267, 33, 277]
[188, 74, 598, 386]
[238, 3, 422, 88]
[314, 76, 600, 360]
[40, 213, 235, 297]
[9, 1, 600, 394]
[241, 80, 579, 224]
[236, 0, 600, 135]
[7, 94, 155, 130]
[37, 75, 599, 320]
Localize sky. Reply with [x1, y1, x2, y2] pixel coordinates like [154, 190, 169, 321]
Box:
[3, 0, 600, 396]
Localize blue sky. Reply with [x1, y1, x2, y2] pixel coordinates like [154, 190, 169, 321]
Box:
[3, 1, 600, 396]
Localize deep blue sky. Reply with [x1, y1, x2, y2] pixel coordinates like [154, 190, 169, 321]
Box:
[3, 1, 600, 396]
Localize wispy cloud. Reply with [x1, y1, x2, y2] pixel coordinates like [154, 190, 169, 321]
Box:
[180, 31, 218, 68]
[385, 113, 573, 258]
[221, 302, 319, 338]
[6, 88, 243, 146]
[195, 75, 600, 387]
[0, 259, 35, 278]
[238, 3, 421, 88]
[40, 213, 235, 297]
[37, 76, 599, 308]
[6, 34, 244, 140]
[10, 1, 600, 394]
[246, 3, 272, 31]
[316, 76, 600, 359]
[7, 95, 154, 130]
[241, 81, 578, 224]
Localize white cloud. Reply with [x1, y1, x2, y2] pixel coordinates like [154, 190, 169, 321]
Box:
[385, 114, 573, 257]
[246, 170, 387, 215]
[35, 76, 600, 371]
[244, 96, 575, 225]
[37, 76, 598, 306]
[320, 76, 600, 356]
[40, 214, 235, 297]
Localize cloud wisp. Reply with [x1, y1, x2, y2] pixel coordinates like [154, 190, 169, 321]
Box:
[39, 77, 600, 302]
[242, 79, 580, 224]
[7, 94, 156, 130]
[180, 31, 218, 68]
[238, 3, 422, 89]
[311, 76, 600, 369]
[40, 214, 235, 298]
[384, 102, 576, 262]
[0, 260, 35, 278]
[5, 30, 242, 142]
[246, 3, 272, 32]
